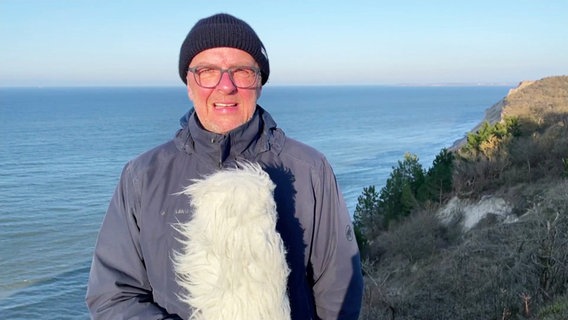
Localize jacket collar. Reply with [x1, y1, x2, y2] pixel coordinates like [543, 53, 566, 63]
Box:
[175, 106, 282, 167]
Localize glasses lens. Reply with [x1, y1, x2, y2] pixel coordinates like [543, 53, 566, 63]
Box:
[230, 67, 258, 88]
[194, 67, 221, 88]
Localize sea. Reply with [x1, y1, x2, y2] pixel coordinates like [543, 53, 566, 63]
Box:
[0, 85, 510, 319]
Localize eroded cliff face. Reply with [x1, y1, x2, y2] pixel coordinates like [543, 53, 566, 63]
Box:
[451, 75, 568, 150]
[501, 76, 568, 118]
[438, 195, 515, 231]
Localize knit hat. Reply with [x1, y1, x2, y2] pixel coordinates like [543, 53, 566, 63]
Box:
[179, 13, 269, 86]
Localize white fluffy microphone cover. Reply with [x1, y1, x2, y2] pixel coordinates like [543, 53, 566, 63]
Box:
[173, 162, 291, 320]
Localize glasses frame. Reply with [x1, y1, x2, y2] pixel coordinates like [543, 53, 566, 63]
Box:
[187, 65, 261, 89]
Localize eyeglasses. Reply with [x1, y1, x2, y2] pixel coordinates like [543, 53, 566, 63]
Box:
[187, 66, 261, 89]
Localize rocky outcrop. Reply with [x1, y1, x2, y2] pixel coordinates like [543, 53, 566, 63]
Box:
[438, 196, 515, 231]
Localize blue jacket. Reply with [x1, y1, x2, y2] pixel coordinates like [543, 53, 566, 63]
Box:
[86, 107, 363, 319]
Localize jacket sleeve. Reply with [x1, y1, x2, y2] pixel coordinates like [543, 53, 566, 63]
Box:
[311, 159, 364, 319]
[85, 163, 181, 320]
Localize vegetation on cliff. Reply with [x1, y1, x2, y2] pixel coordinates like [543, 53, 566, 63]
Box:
[355, 76, 568, 320]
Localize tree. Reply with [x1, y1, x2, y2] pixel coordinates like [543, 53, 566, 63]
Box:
[353, 185, 382, 254]
[418, 148, 455, 203]
[379, 153, 425, 227]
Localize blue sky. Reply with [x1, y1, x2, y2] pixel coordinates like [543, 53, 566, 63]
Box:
[1, 0, 567, 87]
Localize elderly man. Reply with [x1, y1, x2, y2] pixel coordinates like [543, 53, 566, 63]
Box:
[86, 13, 363, 320]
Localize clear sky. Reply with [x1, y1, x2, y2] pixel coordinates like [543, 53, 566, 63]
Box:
[1, 0, 567, 87]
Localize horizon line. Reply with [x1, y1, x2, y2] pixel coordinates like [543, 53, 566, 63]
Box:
[0, 82, 517, 89]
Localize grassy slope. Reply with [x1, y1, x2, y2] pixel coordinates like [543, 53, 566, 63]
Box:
[360, 75, 568, 320]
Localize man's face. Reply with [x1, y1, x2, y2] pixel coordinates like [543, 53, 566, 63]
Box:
[186, 47, 262, 134]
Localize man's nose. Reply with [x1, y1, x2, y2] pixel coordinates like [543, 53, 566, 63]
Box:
[216, 71, 237, 92]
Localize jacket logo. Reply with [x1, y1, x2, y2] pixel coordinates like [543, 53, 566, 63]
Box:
[345, 224, 354, 241]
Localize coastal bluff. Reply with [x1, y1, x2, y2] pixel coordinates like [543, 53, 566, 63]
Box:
[356, 74, 568, 319]
[451, 75, 568, 149]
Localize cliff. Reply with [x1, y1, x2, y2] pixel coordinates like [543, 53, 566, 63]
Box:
[358, 75, 568, 320]
[446, 75, 568, 230]
[451, 75, 568, 149]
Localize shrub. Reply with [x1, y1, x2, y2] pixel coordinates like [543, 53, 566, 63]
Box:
[375, 210, 456, 263]
[363, 181, 568, 320]
[538, 294, 568, 320]
[453, 152, 510, 196]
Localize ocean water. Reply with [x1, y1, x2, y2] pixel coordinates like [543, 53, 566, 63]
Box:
[0, 85, 510, 319]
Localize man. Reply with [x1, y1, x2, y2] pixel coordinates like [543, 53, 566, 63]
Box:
[86, 13, 363, 319]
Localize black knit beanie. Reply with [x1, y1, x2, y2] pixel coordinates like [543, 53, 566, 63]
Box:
[179, 13, 269, 86]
